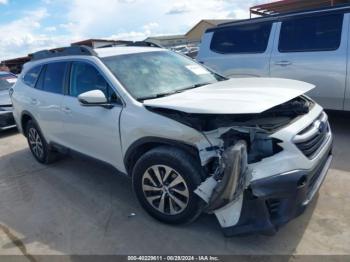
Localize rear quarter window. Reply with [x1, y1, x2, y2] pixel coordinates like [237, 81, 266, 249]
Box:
[278, 13, 343, 53]
[210, 22, 272, 54]
[23, 66, 42, 87]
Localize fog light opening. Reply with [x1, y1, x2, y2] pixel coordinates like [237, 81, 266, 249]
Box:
[297, 175, 307, 188]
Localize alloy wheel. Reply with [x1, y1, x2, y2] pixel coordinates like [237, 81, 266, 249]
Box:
[28, 127, 44, 159]
[142, 164, 189, 215]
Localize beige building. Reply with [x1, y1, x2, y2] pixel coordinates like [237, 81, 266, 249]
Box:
[185, 19, 235, 44]
[145, 19, 235, 47]
[144, 35, 187, 47]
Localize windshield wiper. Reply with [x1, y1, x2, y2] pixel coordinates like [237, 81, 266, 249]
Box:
[138, 82, 213, 102]
[179, 82, 212, 91]
[137, 92, 176, 101]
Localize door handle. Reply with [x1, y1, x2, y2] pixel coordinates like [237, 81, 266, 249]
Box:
[62, 106, 71, 113]
[275, 60, 292, 66]
[30, 98, 38, 105]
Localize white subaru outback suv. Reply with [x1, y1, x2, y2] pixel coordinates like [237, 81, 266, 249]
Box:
[11, 46, 333, 236]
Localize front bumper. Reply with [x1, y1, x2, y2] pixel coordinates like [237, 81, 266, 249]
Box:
[221, 146, 332, 236]
[0, 108, 16, 131]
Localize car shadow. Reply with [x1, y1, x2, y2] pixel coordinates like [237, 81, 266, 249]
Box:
[0, 147, 318, 255]
[326, 110, 350, 172]
[0, 128, 18, 139]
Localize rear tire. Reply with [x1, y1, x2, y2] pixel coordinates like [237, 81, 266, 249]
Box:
[25, 120, 58, 164]
[132, 146, 205, 224]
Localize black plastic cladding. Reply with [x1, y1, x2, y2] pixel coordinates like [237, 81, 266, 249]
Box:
[30, 45, 97, 61]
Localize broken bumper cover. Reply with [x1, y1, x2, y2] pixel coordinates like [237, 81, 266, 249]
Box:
[219, 146, 332, 236]
[0, 107, 16, 131]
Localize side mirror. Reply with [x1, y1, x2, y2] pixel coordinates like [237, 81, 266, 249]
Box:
[78, 90, 110, 107]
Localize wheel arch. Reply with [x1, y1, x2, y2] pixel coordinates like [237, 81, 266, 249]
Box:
[20, 111, 43, 138]
[124, 137, 201, 176]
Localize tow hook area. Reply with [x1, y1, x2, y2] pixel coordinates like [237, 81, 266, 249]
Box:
[195, 141, 251, 228]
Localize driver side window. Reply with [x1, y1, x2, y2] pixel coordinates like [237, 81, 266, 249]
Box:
[69, 62, 119, 103]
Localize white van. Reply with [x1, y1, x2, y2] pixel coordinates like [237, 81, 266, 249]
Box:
[197, 5, 350, 111]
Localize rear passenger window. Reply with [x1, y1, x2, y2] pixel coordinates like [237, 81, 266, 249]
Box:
[23, 66, 42, 87]
[42, 62, 68, 94]
[210, 22, 272, 54]
[279, 14, 343, 53]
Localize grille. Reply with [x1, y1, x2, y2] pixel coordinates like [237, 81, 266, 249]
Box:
[307, 150, 330, 196]
[294, 112, 330, 159]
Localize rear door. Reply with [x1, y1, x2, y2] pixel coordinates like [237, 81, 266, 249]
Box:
[270, 13, 348, 110]
[30, 61, 68, 144]
[61, 61, 124, 170]
[197, 21, 275, 78]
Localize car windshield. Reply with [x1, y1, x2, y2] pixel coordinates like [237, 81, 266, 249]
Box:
[0, 74, 17, 91]
[102, 51, 225, 100]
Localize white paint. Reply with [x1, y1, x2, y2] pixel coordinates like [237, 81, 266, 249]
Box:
[144, 78, 314, 114]
[78, 90, 107, 104]
[214, 194, 244, 228]
[194, 176, 218, 203]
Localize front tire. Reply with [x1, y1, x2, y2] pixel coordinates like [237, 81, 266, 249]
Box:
[132, 146, 205, 224]
[25, 120, 57, 164]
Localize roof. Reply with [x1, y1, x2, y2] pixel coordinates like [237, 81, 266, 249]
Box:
[250, 0, 350, 16]
[94, 46, 164, 58]
[207, 4, 350, 32]
[17, 46, 166, 69]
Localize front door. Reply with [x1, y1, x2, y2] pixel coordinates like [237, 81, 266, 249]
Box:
[61, 61, 124, 170]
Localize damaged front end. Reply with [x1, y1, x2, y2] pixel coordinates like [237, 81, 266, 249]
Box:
[147, 96, 332, 236]
[194, 140, 252, 231]
[194, 123, 285, 233]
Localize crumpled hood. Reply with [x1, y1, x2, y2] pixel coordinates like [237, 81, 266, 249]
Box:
[0, 90, 12, 106]
[143, 78, 315, 114]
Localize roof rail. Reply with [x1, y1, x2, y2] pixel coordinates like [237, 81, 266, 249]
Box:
[30, 45, 97, 61]
[93, 41, 164, 49]
[211, 3, 350, 31]
[125, 41, 163, 48]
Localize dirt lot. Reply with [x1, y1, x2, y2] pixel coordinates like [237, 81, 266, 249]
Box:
[0, 111, 349, 255]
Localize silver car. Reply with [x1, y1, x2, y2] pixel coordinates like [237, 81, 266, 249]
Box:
[197, 5, 350, 111]
[0, 71, 17, 131]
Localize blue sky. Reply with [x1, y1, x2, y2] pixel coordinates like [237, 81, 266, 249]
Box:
[0, 0, 268, 59]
